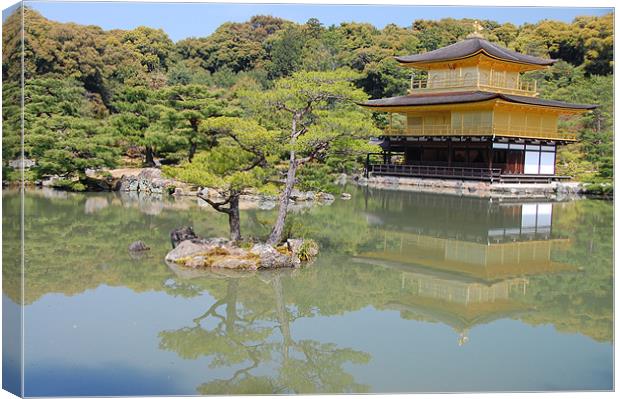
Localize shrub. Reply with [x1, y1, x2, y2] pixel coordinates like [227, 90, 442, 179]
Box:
[52, 179, 86, 192]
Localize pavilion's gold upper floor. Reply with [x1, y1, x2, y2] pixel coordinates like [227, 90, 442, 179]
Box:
[395, 37, 554, 97]
[409, 61, 538, 97]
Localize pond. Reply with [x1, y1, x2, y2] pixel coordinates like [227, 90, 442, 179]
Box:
[2, 187, 614, 395]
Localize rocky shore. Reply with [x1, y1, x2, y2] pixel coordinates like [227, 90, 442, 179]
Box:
[77, 167, 341, 209]
[165, 226, 318, 271]
[11, 167, 609, 201]
[354, 175, 607, 199]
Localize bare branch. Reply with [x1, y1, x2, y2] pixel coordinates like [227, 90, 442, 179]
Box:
[297, 141, 330, 165]
[238, 156, 266, 172]
[292, 125, 308, 139]
[197, 193, 232, 214]
[273, 101, 296, 114]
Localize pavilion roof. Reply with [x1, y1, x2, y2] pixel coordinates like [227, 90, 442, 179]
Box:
[395, 37, 557, 66]
[357, 251, 576, 282]
[385, 297, 529, 332]
[360, 91, 597, 110]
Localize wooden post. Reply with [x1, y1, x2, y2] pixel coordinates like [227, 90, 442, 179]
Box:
[488, 143, 493, 171]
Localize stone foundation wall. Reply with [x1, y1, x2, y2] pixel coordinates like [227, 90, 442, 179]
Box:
[357, 175, 586, 200]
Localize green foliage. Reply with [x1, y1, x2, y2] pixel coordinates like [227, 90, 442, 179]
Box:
[297, 239, 319, 261]
[157, 84, 236, 161]
[2, 7, 177, 104]
[51, 179, 87, 192]
[2, 81, 23, 163]
[264, 25, 306, 79]
[413, 18, 475, 51]
[569, 14, 614, 75]
[176, 15, 290, 73]
[29, 116, 118, 178]
[119, 26, 175, 73]
[356, 58, 411, 99]
[2, 77, 118, 181]
[555, 146, 597, 181]
[3, 168, 38, 183]
[241, 69, 381, 214]
[165, 116, 278, 195]
[1, 7, 613, 185]
[582, 182, 613, 196]
[244, 69, 381, 158]
[110, 85, 173, 165]
[296, 164, 338, 193]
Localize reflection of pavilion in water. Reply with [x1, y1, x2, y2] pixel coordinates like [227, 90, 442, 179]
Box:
[358, 191, 575, 344]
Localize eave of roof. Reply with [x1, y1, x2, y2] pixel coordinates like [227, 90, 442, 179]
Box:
[359, 91, 597, 110]
[395, 37, 556, 67]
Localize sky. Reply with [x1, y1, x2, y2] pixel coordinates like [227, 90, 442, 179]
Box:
[3, 1, 614, 42]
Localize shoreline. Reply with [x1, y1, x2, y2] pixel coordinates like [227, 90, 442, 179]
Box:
[3, 167, 612, 202]
[354, 175, 612, 200]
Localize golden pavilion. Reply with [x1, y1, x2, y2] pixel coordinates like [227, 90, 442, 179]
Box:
[360, 24, 596, 183]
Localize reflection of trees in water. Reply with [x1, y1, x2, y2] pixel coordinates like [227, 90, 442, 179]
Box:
[4, 189, 613, 348]
[2, 192, 22, 300]
[2, 189, 267, 304]
[159, 272, 370, 394]
[516, 200, 614, 342]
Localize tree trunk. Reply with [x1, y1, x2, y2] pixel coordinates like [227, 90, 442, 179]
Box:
[272, 272, 292, 362]
[268, 113, 301, 246]
[224, 280, 239, 334]
[188, 139, 197, 162]
[267, 150, 297, 245]
[144, 145, 156, 167]
[228, 193, 241, 242]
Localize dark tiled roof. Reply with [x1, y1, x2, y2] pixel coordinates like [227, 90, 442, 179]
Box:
[502, 93, 597, 109]
[360, 91, 597, 110]
[395, 38, 556, 66]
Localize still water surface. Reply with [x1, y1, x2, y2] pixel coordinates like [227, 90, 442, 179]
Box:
[2, 187, 613, 395]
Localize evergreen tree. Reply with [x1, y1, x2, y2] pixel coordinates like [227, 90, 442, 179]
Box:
[241, 69, 380, 245]
[157, 84, 239, 162]
[164, 117, 278, 241]
[109, 86, 163, 166]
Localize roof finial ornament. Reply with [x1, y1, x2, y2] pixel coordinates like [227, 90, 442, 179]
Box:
[467, 20, 484, 39]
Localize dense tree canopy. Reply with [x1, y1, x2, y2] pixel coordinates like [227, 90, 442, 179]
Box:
[176, 15, 291, 74]
[157, 84, 236, 161]
[1, 6, 614, 186]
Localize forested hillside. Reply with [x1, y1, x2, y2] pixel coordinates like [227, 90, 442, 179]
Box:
[2, 7, 613, 187]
